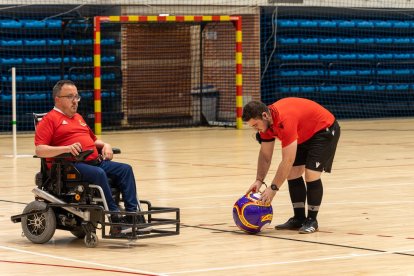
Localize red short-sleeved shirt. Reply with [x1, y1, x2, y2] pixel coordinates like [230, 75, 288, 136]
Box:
[259, 97, 335, 147]
[34, 108, 98, 161]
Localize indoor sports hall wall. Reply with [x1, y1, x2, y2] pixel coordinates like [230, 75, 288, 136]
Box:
[1, 1, 414, 133]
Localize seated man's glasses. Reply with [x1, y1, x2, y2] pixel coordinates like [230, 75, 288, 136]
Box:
[58, 95, 81, 101]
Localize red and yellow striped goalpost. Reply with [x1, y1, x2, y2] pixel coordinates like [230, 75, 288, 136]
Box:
[93, 15, 243, 134]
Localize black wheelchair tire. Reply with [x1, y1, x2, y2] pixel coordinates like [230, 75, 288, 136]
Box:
[21, 201, 56, 244]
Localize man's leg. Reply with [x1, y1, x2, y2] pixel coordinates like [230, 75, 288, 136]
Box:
[74, 163, 119, 212]
[99, 161, 139, 212]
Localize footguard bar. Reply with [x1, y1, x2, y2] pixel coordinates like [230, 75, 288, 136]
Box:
[102, 200, 180, 240]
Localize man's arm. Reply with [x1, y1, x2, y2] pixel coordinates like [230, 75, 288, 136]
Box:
[35, 143, 82, 158]
[260, 140, 297, 204]
[95, 139, 113, 160]
[247, 141, 275, 194]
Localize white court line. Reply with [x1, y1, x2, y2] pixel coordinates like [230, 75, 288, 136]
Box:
[162, 248, 414, 275]
[0, 245, 166, 276]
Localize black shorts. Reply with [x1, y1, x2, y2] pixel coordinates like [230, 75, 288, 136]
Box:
[293, 120, 340, 173]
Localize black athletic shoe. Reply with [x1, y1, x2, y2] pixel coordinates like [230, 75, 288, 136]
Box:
[298, 217, 319, 234]
[125, 214, 153, 234]
[275, 217, 306, 230]
[110, 215, 132, 235]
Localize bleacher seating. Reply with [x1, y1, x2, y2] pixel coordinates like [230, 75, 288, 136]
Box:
[0, 18, 121, 131]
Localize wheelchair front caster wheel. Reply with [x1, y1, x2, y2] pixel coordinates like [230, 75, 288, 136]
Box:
[84, 232, 98, 248]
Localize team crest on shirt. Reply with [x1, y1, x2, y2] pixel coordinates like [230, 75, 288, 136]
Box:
[62, 120, 68, 125]
[79, 120, 87, 127]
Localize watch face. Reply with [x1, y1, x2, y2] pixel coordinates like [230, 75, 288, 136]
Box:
[271, 184, 277, 190]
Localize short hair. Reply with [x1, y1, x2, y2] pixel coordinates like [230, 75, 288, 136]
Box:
[52, 80, 76, 99]
[242, 101, 269, 121]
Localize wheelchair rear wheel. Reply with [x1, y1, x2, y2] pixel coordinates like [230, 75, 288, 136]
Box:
[21, 201, 56, 244]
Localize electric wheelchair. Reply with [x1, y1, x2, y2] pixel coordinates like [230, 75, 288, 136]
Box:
[11, 113, 180, 247]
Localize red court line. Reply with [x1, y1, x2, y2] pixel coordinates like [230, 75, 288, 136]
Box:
[0, 260, 159, 275]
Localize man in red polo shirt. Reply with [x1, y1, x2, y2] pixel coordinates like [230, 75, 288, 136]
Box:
[35, 80, 151, 234]
[242, 98, 340, 233]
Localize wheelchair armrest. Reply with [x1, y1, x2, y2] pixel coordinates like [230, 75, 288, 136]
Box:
[33, 149, 94, 161]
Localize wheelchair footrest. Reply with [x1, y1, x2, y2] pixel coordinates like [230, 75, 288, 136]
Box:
[101, 202, 180, 240]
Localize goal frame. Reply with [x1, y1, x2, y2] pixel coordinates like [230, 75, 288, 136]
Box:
[93, 15, 243, 134]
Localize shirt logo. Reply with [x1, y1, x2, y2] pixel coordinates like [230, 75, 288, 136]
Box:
[79, 120, 87, 127]
[315, 162, 320, 168]
[62, 120, 68, 125]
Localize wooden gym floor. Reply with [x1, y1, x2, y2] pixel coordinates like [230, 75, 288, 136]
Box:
[0, 118, 413, 275]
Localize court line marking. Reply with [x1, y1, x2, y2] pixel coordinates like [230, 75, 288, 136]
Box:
[162, 248, 414, 275]
[0, 245, 166, 276]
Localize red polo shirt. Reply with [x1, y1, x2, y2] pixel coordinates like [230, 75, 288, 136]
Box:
[34, 108, 98, 161]
[259, 97, 335, 147]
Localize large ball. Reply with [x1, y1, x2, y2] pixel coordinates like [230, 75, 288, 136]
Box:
[232, 192, 273, 234]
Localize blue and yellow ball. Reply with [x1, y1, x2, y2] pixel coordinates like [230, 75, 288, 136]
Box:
[232, 192, 273, 234]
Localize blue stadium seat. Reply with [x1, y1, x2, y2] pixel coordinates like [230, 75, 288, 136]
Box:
[393, 69, 410, 75]
[279, 70, 300, 77]
[335, 20, 356, 28]
[300, 86, 317, 92]
[101, 38, 116, 45]
[373, 20, 393, 28]
[377, 69, 393, 75]
[277, 20, 299, 28]
[319, 38, 337, 44]
[376, 53, 393, 59]
[301, 70, 323, 76]
[320, 85, 338, 92]
[300, 38, 318, 44]
[362, 85, 377, 91]
[21, 20, 46, 28]
[320, 54, 338, 60]
[47, 39, 70, 46]
[393, 53, 410, 59]
[45, 19, 62, 28]
[390, 20, 410, 28]
[24, 76, 47, 82]
[71, 39, 93, 45]
[393, 38, 410, 44]
[47, 75, 69, 81]
[47, 57, 70, 63]
[357, 53, 375, 59]
[375, 38, 393, 44]
[0, 20, 22, 28]
[339, 85, 358, 92]
[300, 54, 319, 60]
[24, 39, 47, 46]
[338, 53, 356, 60]
[298, 19, 318, 27]
[316, 20, 337, 28]
[1, 40, 23, 46]
[357, 38, 374, 44]
[24, 93, 47, 100]
[338, 38, 356, 44]
[24, 57, 47, 64]
[1, 58, 23, 64]
[357, 69, 372, 76]
[278, 38, 299, 44]
[278, 54, 300, 60]
[355, 20, 374, 28]
[102, 56, 115, 63]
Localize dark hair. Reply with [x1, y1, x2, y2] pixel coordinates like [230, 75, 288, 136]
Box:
[52, 80, 76, 99]
[242, 101, 269, 121]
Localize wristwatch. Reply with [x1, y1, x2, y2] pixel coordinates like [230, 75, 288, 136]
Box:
[270, 184, 279, 191]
